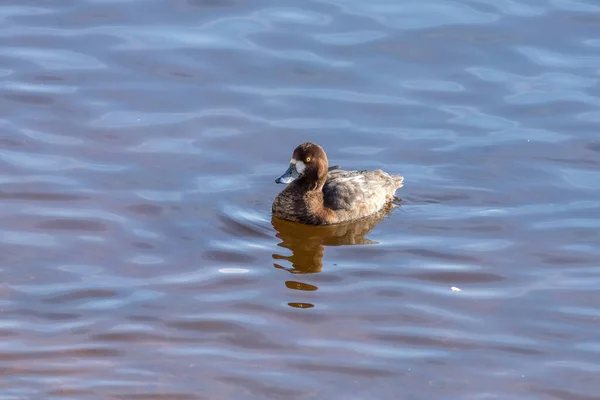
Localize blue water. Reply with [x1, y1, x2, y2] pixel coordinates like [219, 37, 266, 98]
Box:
[1, 0, 600, 398]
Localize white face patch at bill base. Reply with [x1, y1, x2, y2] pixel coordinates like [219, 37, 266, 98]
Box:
[295, 160, 306, 174]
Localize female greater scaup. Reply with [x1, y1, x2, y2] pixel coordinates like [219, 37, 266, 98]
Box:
[272, 142, 404, 225]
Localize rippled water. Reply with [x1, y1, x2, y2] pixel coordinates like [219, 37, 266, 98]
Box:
[2, 0, 600, 398]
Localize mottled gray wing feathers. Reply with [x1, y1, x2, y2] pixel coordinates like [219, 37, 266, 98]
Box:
[323, 169, 403, 212]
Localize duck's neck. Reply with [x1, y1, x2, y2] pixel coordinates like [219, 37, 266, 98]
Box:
[297, 168, 327, 192]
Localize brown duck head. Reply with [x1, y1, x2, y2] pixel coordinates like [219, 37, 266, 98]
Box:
[275, 142, 329, 187]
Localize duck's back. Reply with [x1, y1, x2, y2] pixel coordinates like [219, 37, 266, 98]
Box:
[323, 169, 403, 222]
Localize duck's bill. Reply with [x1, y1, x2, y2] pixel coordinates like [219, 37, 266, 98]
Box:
[275, 164, 299, 184]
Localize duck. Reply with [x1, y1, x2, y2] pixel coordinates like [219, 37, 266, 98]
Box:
[272, 142, 404, 225]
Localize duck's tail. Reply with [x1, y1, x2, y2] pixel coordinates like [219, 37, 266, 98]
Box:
[393, 175, 404, 189]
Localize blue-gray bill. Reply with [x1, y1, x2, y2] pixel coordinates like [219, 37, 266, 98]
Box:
[275, 164, 299, 184]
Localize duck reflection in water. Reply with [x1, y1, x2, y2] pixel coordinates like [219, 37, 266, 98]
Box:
[271, 204, 394, 274]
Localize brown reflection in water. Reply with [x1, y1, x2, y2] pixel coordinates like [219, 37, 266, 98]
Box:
[285, 281, 318, 291]
[287, 302, 315, 309]
[271, 205, 393, 275]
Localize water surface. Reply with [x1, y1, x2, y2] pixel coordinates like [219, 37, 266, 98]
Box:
[1, 0, 600, 399]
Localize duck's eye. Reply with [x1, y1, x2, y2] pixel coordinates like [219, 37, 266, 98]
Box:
[305, 157, 311, 162]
